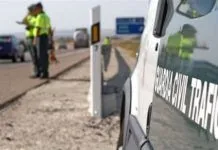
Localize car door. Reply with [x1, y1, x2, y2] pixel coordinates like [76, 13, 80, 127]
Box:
[150, 0, 218, 149]
[12, 37, 18, 54]
[122, 0, 161, 149]
[14, 37, 23, 56]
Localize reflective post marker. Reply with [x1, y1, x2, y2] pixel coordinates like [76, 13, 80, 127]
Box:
[88, 5, 102, 117]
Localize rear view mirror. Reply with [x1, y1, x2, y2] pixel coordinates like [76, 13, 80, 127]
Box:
[176, 0, 216, 18]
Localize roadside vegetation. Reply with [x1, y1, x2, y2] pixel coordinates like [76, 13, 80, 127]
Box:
[113, 38, 141, 57]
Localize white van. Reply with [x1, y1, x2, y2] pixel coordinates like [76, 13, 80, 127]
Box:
[117, 0, 218, 149]
[73, 28, 89, 49]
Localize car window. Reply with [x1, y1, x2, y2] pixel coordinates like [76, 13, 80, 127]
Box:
[12, 37, 17, 46]
[215, 0, 218, 10]
[177, 0, 216, 18]
[0, 36, 11, 43]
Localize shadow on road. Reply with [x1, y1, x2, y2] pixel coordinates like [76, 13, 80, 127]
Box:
[51, 78, 90, 82]
[102, 45, 112, 72]
[105, 48, 131, 88]
[103, 48, 131, 113]
[0, 60, 32, 65]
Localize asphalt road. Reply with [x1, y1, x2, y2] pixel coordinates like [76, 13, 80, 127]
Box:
[0, 48, 89, 106]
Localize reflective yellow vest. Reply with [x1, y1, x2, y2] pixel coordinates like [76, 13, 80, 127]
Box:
[166, 33, 196, 60]
[26, 15, 36, 38]
[166, 32, 181, 55]
[192, 10, 197, 18]
[34, 12, 51, 37]
[179, 35, 196, 60]
[103, 38, 110, 45]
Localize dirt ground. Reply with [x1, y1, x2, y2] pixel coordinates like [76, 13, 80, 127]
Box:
[112, 38, 140, 58]
[0, 61, 120, 150]
[0, 47, 136, 150]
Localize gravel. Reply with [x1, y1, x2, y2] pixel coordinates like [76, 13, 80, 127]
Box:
[0, 61, 120, 150]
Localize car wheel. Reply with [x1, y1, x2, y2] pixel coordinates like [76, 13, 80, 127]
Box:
[20, 54, 25, 62]
[74, 45, 78, 49]
[85, 42, 89, 48]
[12, 53, 19, 63]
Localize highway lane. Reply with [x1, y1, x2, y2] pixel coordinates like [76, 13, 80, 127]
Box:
[0, 48, 89, 106]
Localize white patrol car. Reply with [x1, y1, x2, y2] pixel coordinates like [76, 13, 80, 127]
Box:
[117, 0, 218, 149]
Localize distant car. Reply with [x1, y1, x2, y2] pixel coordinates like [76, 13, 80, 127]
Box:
[58, 42, 67, 50]
[18, 40, 27, 52]
[0, 35, 25, 63]
[73, 28, 89, 49]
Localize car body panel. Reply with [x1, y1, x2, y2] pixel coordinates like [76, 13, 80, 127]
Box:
[0, 36, 13, 57]
[121, 0, 218, 149]
[149, 0, 218, 149]
[120, 1, 160, 149]
[0, 35, 24, 60]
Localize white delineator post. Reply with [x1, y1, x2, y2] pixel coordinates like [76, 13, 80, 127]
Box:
[88, 5, 102, 117]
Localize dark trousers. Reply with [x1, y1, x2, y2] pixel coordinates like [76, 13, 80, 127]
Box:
[27, 37, 40, 76]
[101, 45, 111, 72]
[36, 34, 49, 76]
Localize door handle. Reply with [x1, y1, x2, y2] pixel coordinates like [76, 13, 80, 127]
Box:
[155, 43, 158, 51]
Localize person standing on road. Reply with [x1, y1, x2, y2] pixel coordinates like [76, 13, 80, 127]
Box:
[49, 28, 59, 64]
[33, 2, 52, 79]
[102, 36, 112, 72]
[17, 4, 40, 78]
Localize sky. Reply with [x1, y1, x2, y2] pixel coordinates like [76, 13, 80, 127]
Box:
[0, 0, 149, 34]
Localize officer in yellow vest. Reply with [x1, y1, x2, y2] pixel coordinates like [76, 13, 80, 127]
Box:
[102, 36, 112, 72]
[166, 24, 197, 72]
[17, 4, 39, 77]
[103, 36, 111, 45]
[33, 2, 52, 79]
[166, 24, 208, 73]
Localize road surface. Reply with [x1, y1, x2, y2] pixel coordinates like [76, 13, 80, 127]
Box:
[0, 60, 120, 150]
[0, 47, 136, 150]
[0, 48, 89, 106]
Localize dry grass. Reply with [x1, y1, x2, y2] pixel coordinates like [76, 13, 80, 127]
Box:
[113, 39, 140, 57]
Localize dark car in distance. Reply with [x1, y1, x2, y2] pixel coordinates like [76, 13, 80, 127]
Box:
[0, 35, 25, 63]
